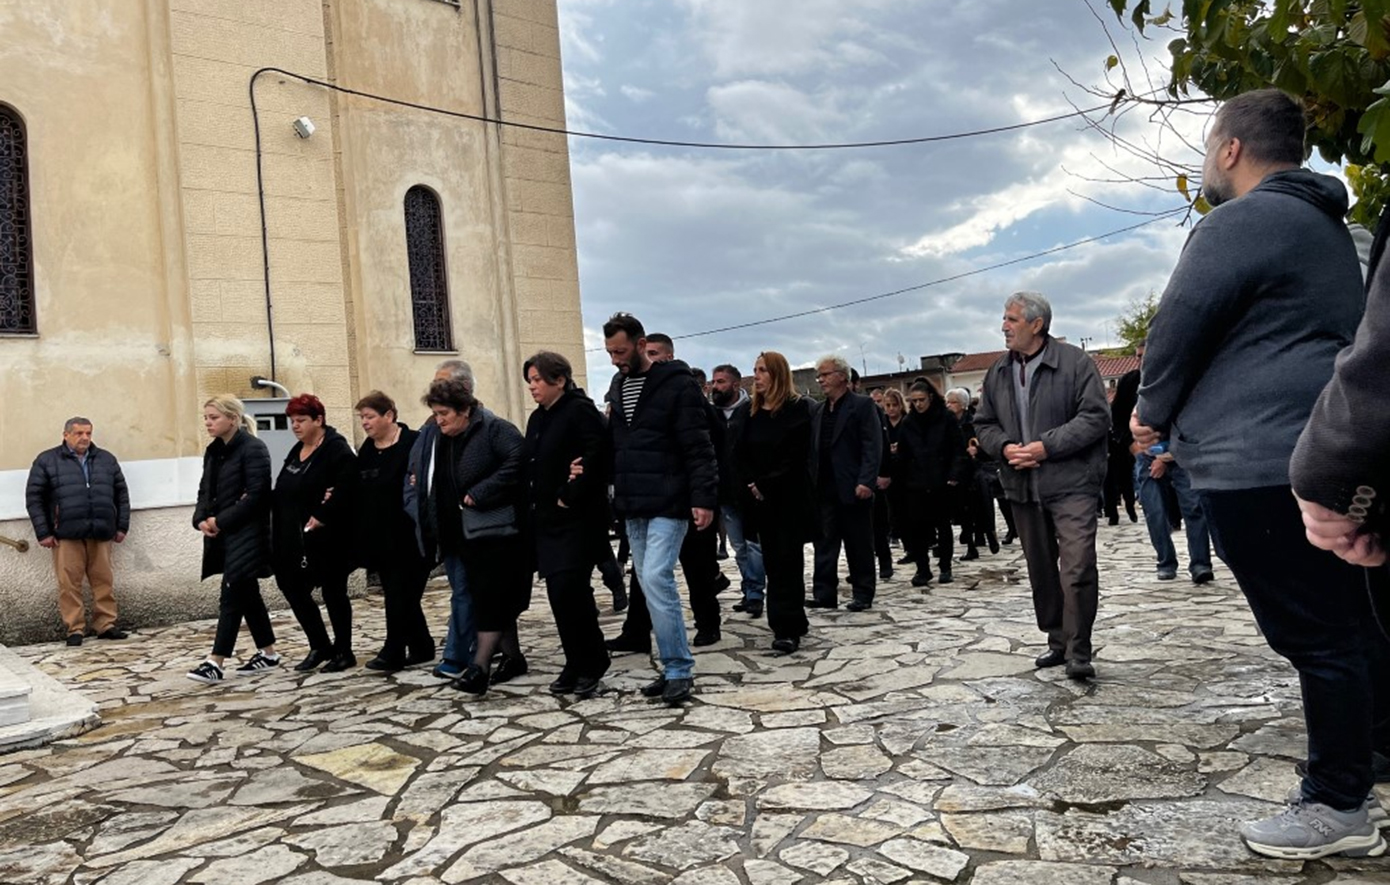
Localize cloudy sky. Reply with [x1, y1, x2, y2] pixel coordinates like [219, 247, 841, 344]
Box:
[556, 1, 1212, 386]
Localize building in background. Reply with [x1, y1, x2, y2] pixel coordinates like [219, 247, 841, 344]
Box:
[0, 0, 584, 643]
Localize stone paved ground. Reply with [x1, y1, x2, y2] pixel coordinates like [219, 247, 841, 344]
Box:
[2, 520, 1388, 885]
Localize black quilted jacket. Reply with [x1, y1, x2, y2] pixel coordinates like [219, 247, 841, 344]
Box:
[26, 443, 130, 542]
[193, 430, 273, 584]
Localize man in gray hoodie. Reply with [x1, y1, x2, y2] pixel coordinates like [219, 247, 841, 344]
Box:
[1133, 88, 1385, 861]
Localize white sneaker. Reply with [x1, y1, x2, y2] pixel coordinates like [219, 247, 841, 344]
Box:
[233, 651, 280, 676]
[1242, 799, 1387, 859]
[186, 661, 224, 684]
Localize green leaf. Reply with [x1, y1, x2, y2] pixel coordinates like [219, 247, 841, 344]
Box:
[1106, 54, 1120, 71]
[1131, 0, 1153, 31]
[1109, 0, 1128, 19]
[1356, 95, 1390, 162]
[1176, 174, 1191, 200]
[1309, 47, 1367, 105]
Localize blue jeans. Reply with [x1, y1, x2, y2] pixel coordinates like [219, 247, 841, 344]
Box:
[626, 516, 695, 680]
[1134, 455, 1212, 576]
[720, 505, 766, 603]
[441, 554, 476, 668]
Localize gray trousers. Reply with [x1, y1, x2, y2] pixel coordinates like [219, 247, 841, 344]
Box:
[1011, 494, 1100, 663]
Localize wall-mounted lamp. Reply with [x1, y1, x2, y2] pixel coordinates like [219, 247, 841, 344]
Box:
[291, 116, 316, 139]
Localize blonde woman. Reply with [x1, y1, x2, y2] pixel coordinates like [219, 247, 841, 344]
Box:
[187, 395, 279, 683]
[735, 352, 816, 654]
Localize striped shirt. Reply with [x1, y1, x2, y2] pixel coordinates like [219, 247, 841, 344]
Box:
[620, 374, 646, 425]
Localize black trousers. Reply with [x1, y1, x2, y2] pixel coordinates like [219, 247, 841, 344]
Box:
[212, 576, 276, 658]
[278, 567, 353, 654]
[812, 498, 876, 605]
[1103, 444, 1137, 521]
[872, 490, 893, 569]
[1201, 485, 1390, 811]
[618, 520, 722, 637]
[886, 484, 912, 555]
[378, 556, 433, 661]
[1012, 495, 1099, 663]
[905, 489, 953, 573]
[760, 519, 809, 641]
[546, 567, 610, 679]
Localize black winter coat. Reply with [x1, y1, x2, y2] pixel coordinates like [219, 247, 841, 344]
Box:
[736, 397, 818, 545]
[194, 430, 273, 584]
[898, 399, 970, 492]
[448, 406, 525, 532]
[523, 390, 609, 577]
[354, 424, 422, 571]
[606, 359, 719, 519]
[271, 426, 358, 581]
[26, 443, 130, 542]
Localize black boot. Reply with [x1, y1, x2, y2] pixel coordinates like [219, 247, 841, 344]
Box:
[987, 532, 999, 554]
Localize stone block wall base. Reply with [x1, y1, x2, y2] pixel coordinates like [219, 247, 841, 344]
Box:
[0, 644, 98, 753]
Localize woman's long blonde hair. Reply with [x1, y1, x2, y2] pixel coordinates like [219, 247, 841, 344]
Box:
[750, 351, 797, 414]
[204, 394, 256, 436]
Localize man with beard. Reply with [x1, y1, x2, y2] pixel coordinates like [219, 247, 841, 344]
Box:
[711, 364, 767, 616]
[1133, 89, 1387, 860]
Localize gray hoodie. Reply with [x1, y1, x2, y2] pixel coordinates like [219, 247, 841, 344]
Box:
[1136, 169, 1365, 491]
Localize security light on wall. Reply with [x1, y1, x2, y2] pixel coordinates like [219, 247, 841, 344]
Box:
[292, 116, 316, 139]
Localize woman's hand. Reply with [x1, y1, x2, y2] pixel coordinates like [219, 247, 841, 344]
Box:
[748, 483, 764, 502]
[463, 494, 476, 508]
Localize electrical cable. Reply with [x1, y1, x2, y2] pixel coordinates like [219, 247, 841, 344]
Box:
[250, 67, 1188, 151]
[584, 207, 1188, 349]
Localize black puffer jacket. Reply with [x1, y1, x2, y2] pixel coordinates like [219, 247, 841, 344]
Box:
[449, 406, 525, 532]
[606, 359, 718, 519]
[193, 430, 273, 584]
[898, 398, 970, 492]
[26, 443, 130, 541]
[524, 390, 608, 577]
[271, 426, 358, 580]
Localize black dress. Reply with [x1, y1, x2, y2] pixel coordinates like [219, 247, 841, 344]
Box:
[356, 425, 433, 662]
[737, 397, 816, 642]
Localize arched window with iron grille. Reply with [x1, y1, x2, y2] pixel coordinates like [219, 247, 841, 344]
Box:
[0, 104, 34, 335]
[404, 185, 453, 351]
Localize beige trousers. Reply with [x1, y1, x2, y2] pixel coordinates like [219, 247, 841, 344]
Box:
[53, 539, 118, 635]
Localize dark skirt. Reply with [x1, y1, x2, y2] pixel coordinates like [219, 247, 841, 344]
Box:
[460, 534, 532, 631]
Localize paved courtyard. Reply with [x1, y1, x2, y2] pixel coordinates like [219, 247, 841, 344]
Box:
[1, 520, 1386, 885]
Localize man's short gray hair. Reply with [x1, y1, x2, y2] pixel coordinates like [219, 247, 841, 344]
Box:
[946, 388, 971, 407]
[435, 358, 474, 393]
[816, 354, 851, 377]
[1005, 291, 1052, 335]
[64, 416, 93, 433]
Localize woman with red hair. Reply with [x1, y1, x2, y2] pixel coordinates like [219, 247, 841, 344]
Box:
[272, 393, 360, 671]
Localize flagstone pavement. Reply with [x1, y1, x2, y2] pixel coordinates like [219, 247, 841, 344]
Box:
[1, 519, 1386, 885]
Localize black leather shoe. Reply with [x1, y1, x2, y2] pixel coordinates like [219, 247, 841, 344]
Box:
[575, 675, 603, 698]
[452, 665, 489, 695]
[640, 676, 668, 698]
[937, 570, 953, 585]
[987, 535, 1000, 554]
[606, 635, 651, 655]
[404, 647, 436, 666]
[1066, 660, 1096, 680]
[846, 599, 871, 612]
[896, 554, 915, 565]
[1002, 532, 1016, 545]
[492, 654, 529, 685]
[549, 671, 577, 694]
[732, 600, 747, 612]
[1191, 569, 1215, 585]
[365, 655, 404, 672]
[321, 652, 357, 673]
[960, 548, 979, 561]
[294, 649, 330, 672]
[713, 574, 732, 594]
[97, 627, 128, 640]
[806, 599, 838, 610]
[65, 633, 83, 647]
[1034, 649, 1066, 669]
[1107, 514, 1120, 526]
[692, 629, 721, 647]
[911, 570, 933, 587]
[879, 564, 894, 580]
[771, 637, 799, 655]
[662, 677, 693, 705]
[744, 602, 763, 618]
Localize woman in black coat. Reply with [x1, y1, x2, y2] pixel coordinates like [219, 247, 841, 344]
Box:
[522, 351, 611, 697]
[424, 378, 529, 697]
[187, 395, 279, 684]
[898, 380, 969, 588]
[737, 351, 817, 654]
[882, 388, 912, 562]
[354, 390, 434, 672]
[272, 394, 359, 673]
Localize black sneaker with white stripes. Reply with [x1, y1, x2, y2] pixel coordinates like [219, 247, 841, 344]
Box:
[186, 661, 224, 684]
[234, 651, 280, 676]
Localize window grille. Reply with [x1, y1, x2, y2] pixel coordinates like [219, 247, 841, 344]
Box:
[0, 106, 34, 335]
[404, 185, 453, 351]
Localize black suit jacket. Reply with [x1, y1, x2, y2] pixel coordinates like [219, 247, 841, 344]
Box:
[810, 391, 883, 505]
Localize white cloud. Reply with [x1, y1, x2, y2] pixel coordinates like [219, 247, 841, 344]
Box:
[619, 84, 655, 103]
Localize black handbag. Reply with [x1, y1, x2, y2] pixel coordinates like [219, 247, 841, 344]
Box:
[461, 503, 518, 539]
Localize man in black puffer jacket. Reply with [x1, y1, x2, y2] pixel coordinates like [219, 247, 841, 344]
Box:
[602, 313, 718, 706]
[26, 417, 131, 645]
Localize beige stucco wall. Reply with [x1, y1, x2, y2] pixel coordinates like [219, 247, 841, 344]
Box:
[0, 0, 584, 644]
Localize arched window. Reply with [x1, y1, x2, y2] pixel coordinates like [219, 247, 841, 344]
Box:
[0, 105, 34, 335]
[404, 185, 452, 351]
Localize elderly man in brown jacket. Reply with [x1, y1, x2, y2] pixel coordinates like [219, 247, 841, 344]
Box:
[975, 291, 1110, 680]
